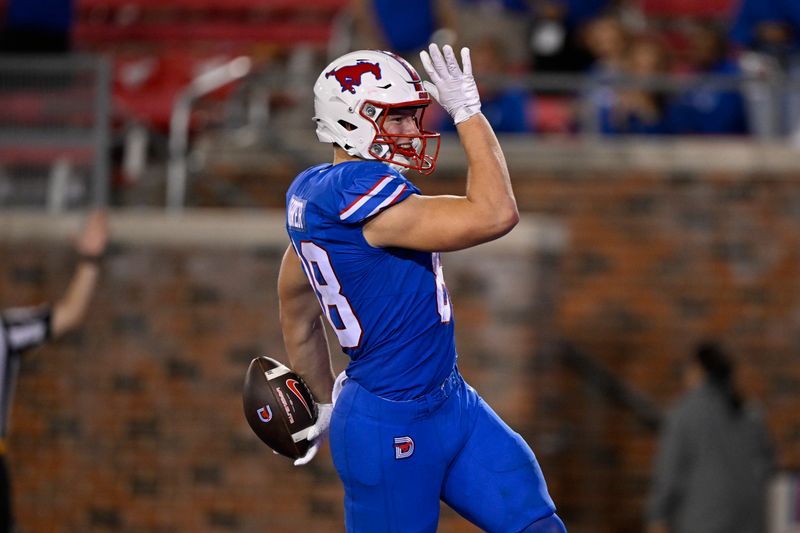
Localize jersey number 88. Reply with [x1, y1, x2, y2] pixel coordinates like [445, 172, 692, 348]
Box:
[296, 242, 451, 349]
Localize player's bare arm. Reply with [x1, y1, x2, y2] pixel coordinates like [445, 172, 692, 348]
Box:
[52, 210, 108, 338]
[277, 245, 335, 403]
[363, 114, 518, 252]
[363, 45, 519, 253]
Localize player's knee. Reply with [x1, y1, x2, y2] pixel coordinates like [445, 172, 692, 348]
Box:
[519, 512, 567, 533]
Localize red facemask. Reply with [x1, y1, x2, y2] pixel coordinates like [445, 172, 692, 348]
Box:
[360, 101, 440, 175]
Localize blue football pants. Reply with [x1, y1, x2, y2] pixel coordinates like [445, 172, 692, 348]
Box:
[329, 367, 562, 532]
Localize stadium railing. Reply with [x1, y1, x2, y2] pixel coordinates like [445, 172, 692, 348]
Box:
[2, 52, 800, 210]
[0, 54, 112, 210]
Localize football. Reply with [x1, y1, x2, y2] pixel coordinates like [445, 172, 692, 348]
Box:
[242, 356, 318, 459]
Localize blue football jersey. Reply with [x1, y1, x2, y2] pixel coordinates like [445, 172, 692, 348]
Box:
[285, 161, 456, 400]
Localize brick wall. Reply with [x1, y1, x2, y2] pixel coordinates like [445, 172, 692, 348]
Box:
[3, 164, 800, 533]
[0, 227, 560, 533]
[421, 169, 800, 532]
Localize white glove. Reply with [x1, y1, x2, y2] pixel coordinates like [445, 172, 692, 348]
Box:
[293, 402, 333, 466]
[292, 371, 346, 466]
[419, 44, 481, 125]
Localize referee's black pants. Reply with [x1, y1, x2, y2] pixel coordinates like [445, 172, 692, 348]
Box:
[0, 454, 13, 533]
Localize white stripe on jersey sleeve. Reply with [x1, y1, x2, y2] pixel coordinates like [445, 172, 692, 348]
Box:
[339, 176, 394, 221]
[7, 321, 46, 351]
[365, 184, 408, 219]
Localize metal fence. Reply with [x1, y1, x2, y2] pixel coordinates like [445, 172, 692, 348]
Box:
[1, 52, 797, 211]
[0, 54, 111, 210]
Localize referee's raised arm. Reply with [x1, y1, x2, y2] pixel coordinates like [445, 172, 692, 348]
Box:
[0, 209, 107, 532]
[51, 210, 109, 338]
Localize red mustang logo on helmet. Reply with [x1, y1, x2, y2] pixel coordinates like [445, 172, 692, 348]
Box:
[326, 61, 382, 94]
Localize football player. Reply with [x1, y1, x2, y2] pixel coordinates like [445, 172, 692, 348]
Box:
[278, 43, 566, 532]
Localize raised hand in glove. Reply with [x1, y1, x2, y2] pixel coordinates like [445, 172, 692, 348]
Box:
[419, 43, 482, 125]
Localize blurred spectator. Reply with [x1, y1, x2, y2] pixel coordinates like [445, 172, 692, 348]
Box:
[0, 0, 74, 54]
[584, 14, 630, 75]
[437, 36, 532, 133]
[562, 0, 615, 34]
[666, 23, 749, 135]
[583, 14, 630, 131]
[457, 0, 532, 69]
[531, 0, 612, 73]
[599, 37, 671, 134]
[350, 0, 459, 58]
[0, 211, 108, 532]
[730, 0, 800, 141]
[646, 341, 775, 533]
[730, 0, 800, 66]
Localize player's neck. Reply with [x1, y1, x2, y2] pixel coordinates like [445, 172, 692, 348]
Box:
[332, 146, 362, 166]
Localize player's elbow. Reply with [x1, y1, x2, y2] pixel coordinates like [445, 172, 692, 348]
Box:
[463, 205, 517, 247]
[489, 202, 519, 237]
[501, 203, 520, 231]
[462, 201, 518, 246]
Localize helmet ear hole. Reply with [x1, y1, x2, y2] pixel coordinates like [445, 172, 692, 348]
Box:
[338, 120, 357, 131]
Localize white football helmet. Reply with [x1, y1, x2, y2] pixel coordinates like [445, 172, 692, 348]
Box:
[313, 50, 440, 174]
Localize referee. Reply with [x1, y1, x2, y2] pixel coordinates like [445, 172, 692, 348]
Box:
[0, 211, 108, 532]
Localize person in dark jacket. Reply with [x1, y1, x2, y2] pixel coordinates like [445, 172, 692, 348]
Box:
[646, 341, 776, 533]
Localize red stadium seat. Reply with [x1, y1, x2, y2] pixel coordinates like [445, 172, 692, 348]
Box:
[71, 0, 348, 132]
[0, 146, 95, 166]
[533, 96, 574, 134]
[640, 0, 737, 19]
[0, 91, 96, 169]
[112, 51, 245, 130]
[0, 91, 97, 129]
[74, 22, 334, 47]
[76, 0, 345, 8]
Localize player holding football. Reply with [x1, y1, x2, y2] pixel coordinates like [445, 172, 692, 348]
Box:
[278, 43, 566, 532]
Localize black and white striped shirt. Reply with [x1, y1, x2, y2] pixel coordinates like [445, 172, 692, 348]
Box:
[0, 306, 51, 439]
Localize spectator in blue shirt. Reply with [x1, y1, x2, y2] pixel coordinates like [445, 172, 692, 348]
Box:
[351, 0, 459, 57]
[599, 37, 671, 135]
[438, 36, 532, 133]
[730, 0, 799, 63]
[584, 14, 629, 77]
[667, 23, 749, 135]
[583, 14, 630, 129]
